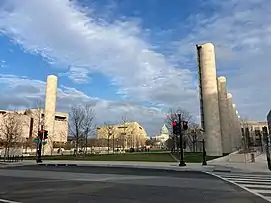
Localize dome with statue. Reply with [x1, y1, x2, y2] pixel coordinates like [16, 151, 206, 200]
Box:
[155, 124, 169, 147]
[161, 124, 169, 135]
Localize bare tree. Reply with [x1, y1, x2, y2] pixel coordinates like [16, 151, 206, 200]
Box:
[69, 104, 95, 156]
[104, 122, 115, 153]
[185, 123, 203, 152]
[165, 108, 194, 151]
[165, 108, 194, 133]
[0, 112, 23, 158]
[119, 114, 129, 150]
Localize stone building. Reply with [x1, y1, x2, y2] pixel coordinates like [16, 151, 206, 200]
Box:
[240, 120, 268, 147]
[155, 124, 170, 148]
[96, 122, 147, 149]
[267, 110, 271, 135]
[0, 109, 68, 145]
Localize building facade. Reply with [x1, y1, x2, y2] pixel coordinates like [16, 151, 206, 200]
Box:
[0, 109, 68, 144]
[267, 110, 271, 135]
[240, 120, 268, 148]
[96, 122, 147, 149]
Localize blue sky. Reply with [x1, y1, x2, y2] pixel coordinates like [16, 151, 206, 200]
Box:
[0, 0, 271, 135]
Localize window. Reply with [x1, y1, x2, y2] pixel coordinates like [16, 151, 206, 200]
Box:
[55, 116, 66, 121]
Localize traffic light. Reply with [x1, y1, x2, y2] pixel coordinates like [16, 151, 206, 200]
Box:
[44, 130, 48, 139]
[38, 130, 44, 138]
[172, 121, 177, 134]
[172, 121, 181, 134]
[183, 121, 188, 131]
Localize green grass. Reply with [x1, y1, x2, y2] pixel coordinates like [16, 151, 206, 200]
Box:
[25, 152, 176, 162]
[171, 152, 221, 163]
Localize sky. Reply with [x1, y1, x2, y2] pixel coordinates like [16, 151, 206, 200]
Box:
[0, 0, 270, 136]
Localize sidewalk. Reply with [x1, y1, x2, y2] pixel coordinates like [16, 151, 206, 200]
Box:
[20, 160, 214, 172]
[3, 155, 271, 174]
[207, 153, 271, 173]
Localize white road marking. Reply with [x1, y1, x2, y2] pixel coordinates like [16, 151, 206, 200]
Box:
[0, 198, 21, 203]
[243, 184, 271, 189]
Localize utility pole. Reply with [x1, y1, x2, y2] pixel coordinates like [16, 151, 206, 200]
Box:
[178, 113, 186, 166]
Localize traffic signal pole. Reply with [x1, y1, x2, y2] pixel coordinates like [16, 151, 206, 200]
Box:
[36, 130, 43, 163]
[178, 113, 186, 167]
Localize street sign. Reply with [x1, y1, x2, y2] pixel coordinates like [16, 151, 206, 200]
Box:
[33, 139, 39, 144]
[42, 141, 47, 145]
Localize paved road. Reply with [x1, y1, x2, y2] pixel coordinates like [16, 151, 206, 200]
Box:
[0, 166, 268, 203]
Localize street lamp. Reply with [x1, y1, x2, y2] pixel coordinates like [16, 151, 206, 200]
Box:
[199, 128, 207, 165]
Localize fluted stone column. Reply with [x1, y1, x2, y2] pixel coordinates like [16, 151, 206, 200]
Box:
[43, 75, 57, 155]
[232, 104, 242, 150]
[196, 43, 222, 156]
[217, 76, 231, 154]
[227, 93, 235, 151]
[235, 109, 242, 148]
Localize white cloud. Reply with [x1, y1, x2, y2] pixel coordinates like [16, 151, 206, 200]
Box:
[0, 0, 197, 111]
[1, 0, 269, 132]
[0, 74, 166, 135]
[172, 0, 271, 120]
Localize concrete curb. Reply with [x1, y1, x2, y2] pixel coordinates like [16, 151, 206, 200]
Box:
[38, 163, 78, 167]
[36, 162, 214, 173]
[0, 162, 24, 168]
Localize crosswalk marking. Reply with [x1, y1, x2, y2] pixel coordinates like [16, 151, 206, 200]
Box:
[208, 171, 271, 202]
[243, 184, 271, 189]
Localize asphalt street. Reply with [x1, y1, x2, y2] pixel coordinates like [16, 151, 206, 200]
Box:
[0, 166, 268, 203]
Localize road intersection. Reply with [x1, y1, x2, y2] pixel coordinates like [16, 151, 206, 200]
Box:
[0, 164, 269, 203]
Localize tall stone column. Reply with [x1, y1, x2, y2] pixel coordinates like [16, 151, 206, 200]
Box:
[235, 109, 243, 148]
[196, 43, 222, 156]
[232, 104, 242, 150]
[227, 93, 235, 151]
[43, 75, 57, 155]
[217, 76, 231, 154]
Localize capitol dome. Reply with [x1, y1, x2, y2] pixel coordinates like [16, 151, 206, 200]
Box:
[161, 124, 169, 135]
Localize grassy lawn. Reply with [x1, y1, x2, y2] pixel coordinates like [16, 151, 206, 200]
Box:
[25, 152, 176, 162]
[172, 152, 221, 163]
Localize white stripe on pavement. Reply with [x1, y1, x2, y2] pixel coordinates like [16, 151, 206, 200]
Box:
[214, 173, 271, 179]
[252, 189, 271, 194]
[0, 198, 21, 203]
[227, 178, 271, 183]
[243, 184, 271, 189]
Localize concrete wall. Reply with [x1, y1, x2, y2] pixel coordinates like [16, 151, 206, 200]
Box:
[217, 76, 231, 154]
[196, 42, 222, 156]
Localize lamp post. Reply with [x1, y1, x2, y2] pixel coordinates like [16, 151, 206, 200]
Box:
[202, 139, 207, 165]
